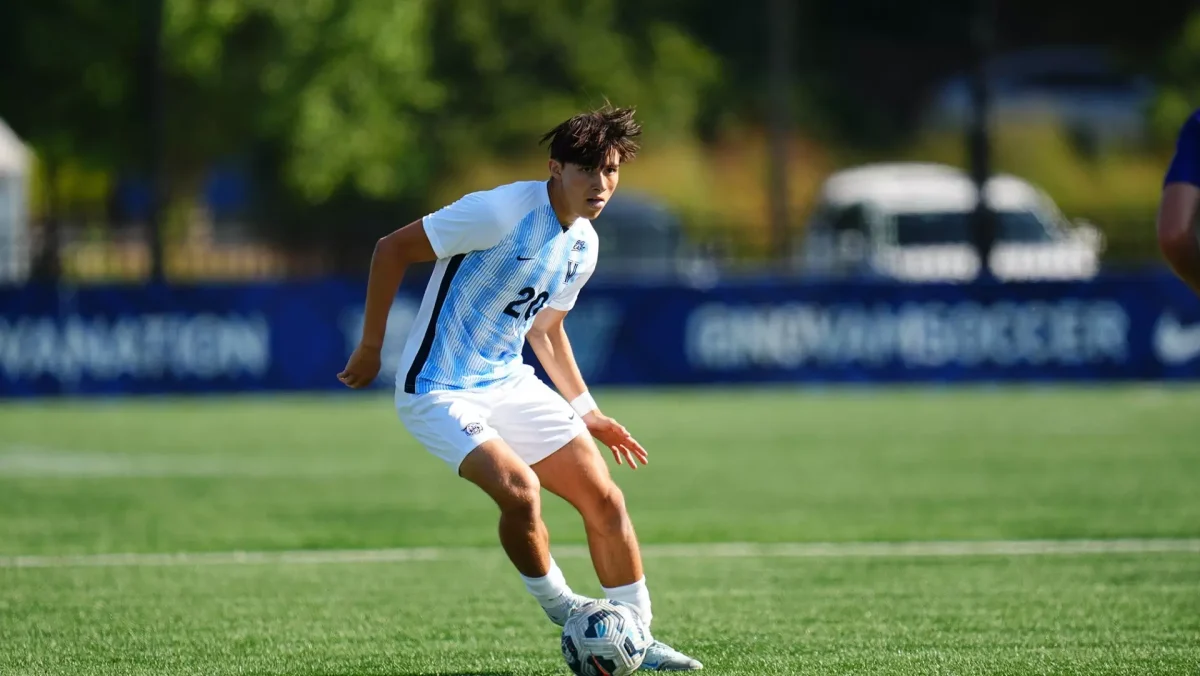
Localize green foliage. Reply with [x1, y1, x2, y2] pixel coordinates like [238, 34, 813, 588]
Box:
[3, 0, 719, 215]
[1148, 9, 1200, 144]
[3, 0, 1193, 264]
[0, 0, 142, 166]
[162, 0, 444, 200]
[3, 0, 445, 204]
[424, 0, 719, 174]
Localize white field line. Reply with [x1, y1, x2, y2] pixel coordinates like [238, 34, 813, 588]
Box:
[0, 445, 391, 478]
[3, 539, 1198, 569]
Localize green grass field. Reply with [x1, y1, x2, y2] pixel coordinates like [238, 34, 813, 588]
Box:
[2, 386, 1199, 675]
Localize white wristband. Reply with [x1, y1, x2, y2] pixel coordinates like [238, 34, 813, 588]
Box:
[570, 391, 598, 417]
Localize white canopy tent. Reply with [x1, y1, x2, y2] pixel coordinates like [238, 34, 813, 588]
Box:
[0, 118, 30, 283]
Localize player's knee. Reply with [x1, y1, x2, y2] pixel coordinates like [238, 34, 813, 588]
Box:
[497, 468, 542, 519]
[585, 484, 630, 536]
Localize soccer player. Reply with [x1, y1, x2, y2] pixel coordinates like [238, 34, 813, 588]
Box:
[1158, 108, 1200, 296]
[337, 106, 702, 671]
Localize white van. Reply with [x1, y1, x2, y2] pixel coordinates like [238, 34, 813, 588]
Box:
[0, 119, 30, 284]
[798, 162, 1103, 282]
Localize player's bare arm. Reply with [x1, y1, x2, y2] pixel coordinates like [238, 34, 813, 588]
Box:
[529, 307, 648, 469]
[1158, 111, 1200, 297]
[338, 219, 438, 388]
[1157, 182, 1200, 295]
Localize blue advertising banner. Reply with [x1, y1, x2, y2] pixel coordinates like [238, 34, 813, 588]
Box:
[2, 272, 1200, 397]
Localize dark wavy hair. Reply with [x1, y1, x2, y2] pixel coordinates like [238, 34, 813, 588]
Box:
[540, 105, 642, 169]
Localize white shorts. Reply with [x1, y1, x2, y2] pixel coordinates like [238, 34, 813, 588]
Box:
[394, 372, 589, 473]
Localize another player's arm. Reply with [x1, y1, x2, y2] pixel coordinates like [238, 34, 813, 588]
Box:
[338, 220, 437, 388]
[1158, 112, 1200, 296]
[528, 308, 648, 469]
[1158, 183, 1200, 295]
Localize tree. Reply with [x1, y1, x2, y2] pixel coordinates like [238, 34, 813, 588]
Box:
[422, 0, 719, 175]
[1149, 9, 1200, 145]
[3, 0, 718, 207]
[0, 0, 443, 203]
[163, 0, 444, 201]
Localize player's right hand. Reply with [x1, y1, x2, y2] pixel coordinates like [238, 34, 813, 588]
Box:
[338, 344, 382, 389]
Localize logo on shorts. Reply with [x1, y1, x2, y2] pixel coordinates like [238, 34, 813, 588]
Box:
[463, 423, 484, 436]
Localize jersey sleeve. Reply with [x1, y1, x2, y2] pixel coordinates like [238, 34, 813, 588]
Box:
[549, 241, 598, 312]
[1165, 112, 1200, 188]
[422, 190, 508, 259]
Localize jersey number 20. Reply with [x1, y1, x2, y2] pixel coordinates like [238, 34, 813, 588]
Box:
[503, 287, 550, 320]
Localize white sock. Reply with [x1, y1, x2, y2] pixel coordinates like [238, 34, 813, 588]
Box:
[520, 557, 573, 606]
[603, 576, 653, 627]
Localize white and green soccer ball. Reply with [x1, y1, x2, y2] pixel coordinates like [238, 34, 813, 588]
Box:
[560, 600, 651, 676]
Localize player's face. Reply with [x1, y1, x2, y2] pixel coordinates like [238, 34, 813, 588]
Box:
[553, 149, 621, 220]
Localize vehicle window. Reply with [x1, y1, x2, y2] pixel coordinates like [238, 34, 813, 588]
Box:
[1019, 72, 1134, 90]
[893, 210, 1054, 245]
[830, 203, 868, 234]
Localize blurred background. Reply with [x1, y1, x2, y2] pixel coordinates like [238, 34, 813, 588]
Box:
[3, 6, 1200, 674]
[1, 0, 1200, 392]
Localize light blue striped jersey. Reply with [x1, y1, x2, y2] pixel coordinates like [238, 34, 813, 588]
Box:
[396, 181, 599, 394]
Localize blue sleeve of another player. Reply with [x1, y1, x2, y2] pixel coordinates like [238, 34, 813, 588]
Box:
[1165, 112, 1200, 188]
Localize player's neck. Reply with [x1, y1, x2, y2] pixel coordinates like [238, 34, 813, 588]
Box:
[545, 179, 577, 230]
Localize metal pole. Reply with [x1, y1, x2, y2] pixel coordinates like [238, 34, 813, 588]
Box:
[767, 0, 795, 268]
[968, 0, 997, 282]
[35, 160, 60, 283]
[144, 0, 166, 283]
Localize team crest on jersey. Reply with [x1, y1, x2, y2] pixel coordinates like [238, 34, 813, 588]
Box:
[565, 261, 580, 283]
[572, 240, 587, 253]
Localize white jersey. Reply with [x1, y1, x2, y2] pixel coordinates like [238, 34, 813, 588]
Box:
[396, 180, 599, 394]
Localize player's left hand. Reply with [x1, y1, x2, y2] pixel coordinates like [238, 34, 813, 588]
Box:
[584, 413, 649, 469]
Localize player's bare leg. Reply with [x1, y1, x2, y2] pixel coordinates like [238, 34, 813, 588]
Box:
[458, 439, 590, 626]
[533, 434, 642, 587]
[534, 435, 703, 671]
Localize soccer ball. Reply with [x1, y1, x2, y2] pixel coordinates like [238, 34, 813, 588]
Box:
[561, 600, 651, 676]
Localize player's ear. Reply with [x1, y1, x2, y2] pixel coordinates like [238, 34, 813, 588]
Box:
[549, 159, 563, 181]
